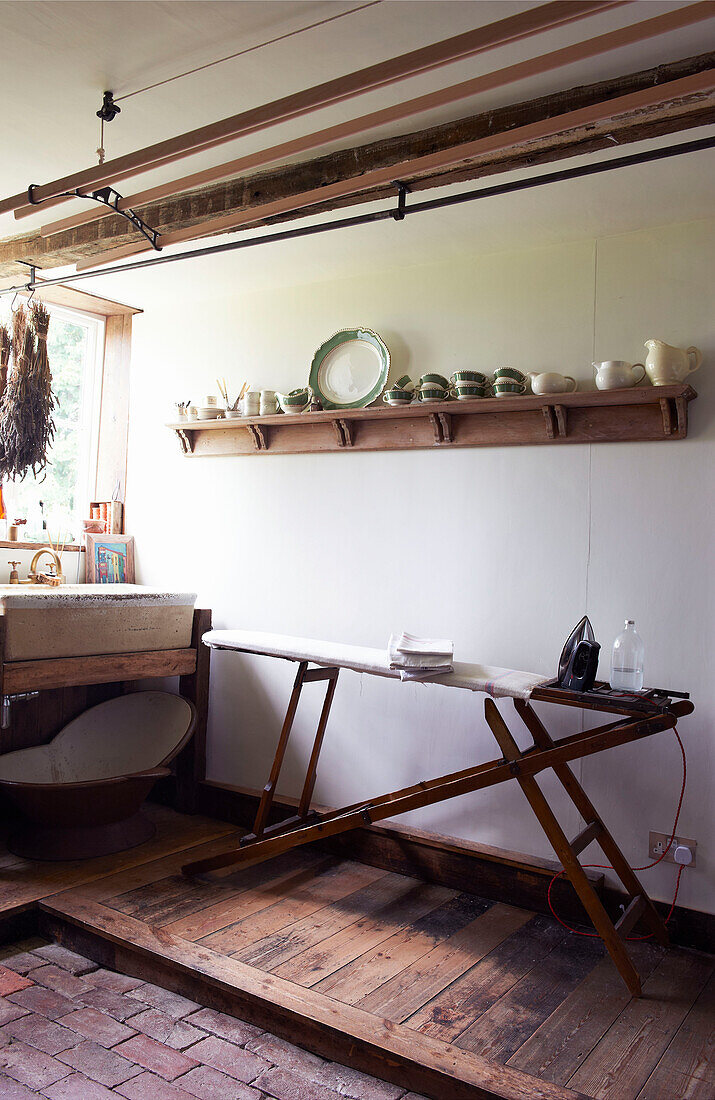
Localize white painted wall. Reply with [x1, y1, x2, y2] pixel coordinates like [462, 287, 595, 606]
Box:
[122, 216, 714, 915]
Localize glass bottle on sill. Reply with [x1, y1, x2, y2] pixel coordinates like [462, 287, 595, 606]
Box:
[611, 620, 644, 692]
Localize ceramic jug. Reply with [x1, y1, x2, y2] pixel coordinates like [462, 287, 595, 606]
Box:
[644, 340, 703, 386]
[593, 361, 645, 390]
[527, 372, 577, 395]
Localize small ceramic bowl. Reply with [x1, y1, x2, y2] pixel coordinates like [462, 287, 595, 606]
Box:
[383, 388, 413, 405]
[418, 386, 449, 403]
[225, 408, 242, 419]
[392, 375, 414, 392]
[493, 367, 526, 385]
[451, 371, 488, 386]
[419, 373, 450, 389]
[492, 382, 526, 397]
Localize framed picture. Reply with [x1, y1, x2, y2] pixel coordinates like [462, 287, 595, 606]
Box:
[85, 533, 135, 584]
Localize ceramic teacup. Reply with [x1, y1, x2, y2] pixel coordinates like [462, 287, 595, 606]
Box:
[492, 381, 526, 397]
[418, 385, 449, 403]
[187, 405, 199, 420]
[383, 387, 413, 406]
[453, 383, 487, 400]
[451, 370, 488, 387]
[393, 374, 414, 392]
[278, 388, 310, 413]
[419, 373, 450, 390]
[493, 367, 526, 385]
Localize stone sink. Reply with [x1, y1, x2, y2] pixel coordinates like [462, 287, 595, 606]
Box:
[0, 584, 197, 661]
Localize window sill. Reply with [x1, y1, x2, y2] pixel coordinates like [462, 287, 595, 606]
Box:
[0, 540, 85, 552]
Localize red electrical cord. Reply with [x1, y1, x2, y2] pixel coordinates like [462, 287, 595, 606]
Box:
[547, 726, 687, 940]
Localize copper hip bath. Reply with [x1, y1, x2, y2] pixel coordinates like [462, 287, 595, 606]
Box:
[0, 692, 196, 859]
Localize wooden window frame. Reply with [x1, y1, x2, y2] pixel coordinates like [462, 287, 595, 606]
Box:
[3, 285, 140, 550]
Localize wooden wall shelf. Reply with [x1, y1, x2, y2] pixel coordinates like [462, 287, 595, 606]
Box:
[167, 385, 696, 458]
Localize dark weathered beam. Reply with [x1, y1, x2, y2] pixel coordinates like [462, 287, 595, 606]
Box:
[1, 52, 713, 277]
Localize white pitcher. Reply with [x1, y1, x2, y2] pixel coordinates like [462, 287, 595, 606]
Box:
[644, 340, 703, 386]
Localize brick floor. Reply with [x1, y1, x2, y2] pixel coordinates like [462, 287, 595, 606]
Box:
[0, 943, 416, 1100]
[59, 1006, 137, 1047]
[113, 1033, 199, 1080]
[2, 1012, 83, 1055]
[0, 1039, 72, 1090]
[130, 1006, 208, 1049]
[177, 1064, 264, 1099]
[57, 1038, 144, 1087]
[188, 1034, 270, 1082]
[0, 965, 32, 997]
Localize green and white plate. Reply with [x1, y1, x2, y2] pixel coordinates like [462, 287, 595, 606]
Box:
[309, 328, 390, 410]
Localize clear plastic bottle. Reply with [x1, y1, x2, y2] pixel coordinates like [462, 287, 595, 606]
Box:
[611, 620, 644, 691]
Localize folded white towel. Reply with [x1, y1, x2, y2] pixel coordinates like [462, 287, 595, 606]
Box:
[392, 631, 453, 658]
[388, 633, 454, 681]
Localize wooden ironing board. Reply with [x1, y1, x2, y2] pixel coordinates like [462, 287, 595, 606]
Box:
[183, 632, 693, 998]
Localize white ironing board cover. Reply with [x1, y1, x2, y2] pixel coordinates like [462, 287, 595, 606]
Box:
[203, 630, 547, 700]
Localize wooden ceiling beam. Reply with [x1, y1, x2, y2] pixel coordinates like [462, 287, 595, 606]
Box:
[0, 52, 712, 278]
[76, 67, 715, 269]
[37, 1, 715, 240]
[0, 0, 623, 218]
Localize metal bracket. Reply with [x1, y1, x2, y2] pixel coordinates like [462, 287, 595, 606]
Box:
[54, 186, 162, 251]
[392, 181, 410, 221]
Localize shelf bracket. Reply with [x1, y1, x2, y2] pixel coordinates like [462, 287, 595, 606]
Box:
[429, 413, 442, 445]
[438, 412, 453, 444]
[247, 423, 267, 451]
[554, 404, 567, 437]
[332, 418, 354, 448]
[659, 397, 673, 436]
[542, 406, 556, 440]
[675, 395, 687, 436]
[175, 428, 193, 455]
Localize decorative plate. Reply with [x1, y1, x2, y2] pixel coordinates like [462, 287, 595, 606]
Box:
[309, 329, 390, 410]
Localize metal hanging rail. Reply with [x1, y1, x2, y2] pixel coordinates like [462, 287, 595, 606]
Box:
[1, 134, 713, 300]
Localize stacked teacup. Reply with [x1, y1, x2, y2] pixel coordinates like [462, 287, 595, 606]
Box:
[417, 373, 450, 403]
[492, 367, 527, 397]
[383, 374, 415, 406]
[450, 370, 489, 400]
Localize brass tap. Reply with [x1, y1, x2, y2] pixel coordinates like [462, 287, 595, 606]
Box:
[28, 548, 64, 585]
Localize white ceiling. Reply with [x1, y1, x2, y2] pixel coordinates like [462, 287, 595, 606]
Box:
[0, 0, 713, 293]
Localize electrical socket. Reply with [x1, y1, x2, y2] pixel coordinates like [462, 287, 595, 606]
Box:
[649, 830, 697, 867]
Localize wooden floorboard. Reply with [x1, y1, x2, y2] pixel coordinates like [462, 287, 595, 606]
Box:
[567, 948, 715, 1099]
[358, 902, 532, 1022]
[315, 891, 492, 1002]
[38, 891, 588, 1100]
[0, 805, 712, 1100]
[273, 879, 454, 984]
[0, 804, 236, 915]
[507, 942, 665, 1084]
[199, 858, 386, 955]
[454, 933, 605, 1062]
[408, 914, 566, 1040]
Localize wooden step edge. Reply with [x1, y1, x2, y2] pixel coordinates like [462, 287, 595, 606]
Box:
[38, 893, 590, 1100]
[615, 894, 649, 939]
[569, 821, 603, 857]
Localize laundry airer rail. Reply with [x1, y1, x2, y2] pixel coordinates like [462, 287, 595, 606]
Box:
[183, 630, 693, 998]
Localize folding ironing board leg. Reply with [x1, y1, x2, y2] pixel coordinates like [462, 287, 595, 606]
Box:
[252, 661, 308, 838]
[298, 668, 339, 820]
[514, 698, 669, 946]
[484, 698, 643, 998]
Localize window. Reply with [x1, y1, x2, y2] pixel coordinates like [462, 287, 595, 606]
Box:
[1, 303, 104, 543]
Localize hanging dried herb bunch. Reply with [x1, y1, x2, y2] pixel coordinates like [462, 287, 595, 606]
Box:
[0, 303, 57, 481]
[0, 323, 10, 400]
